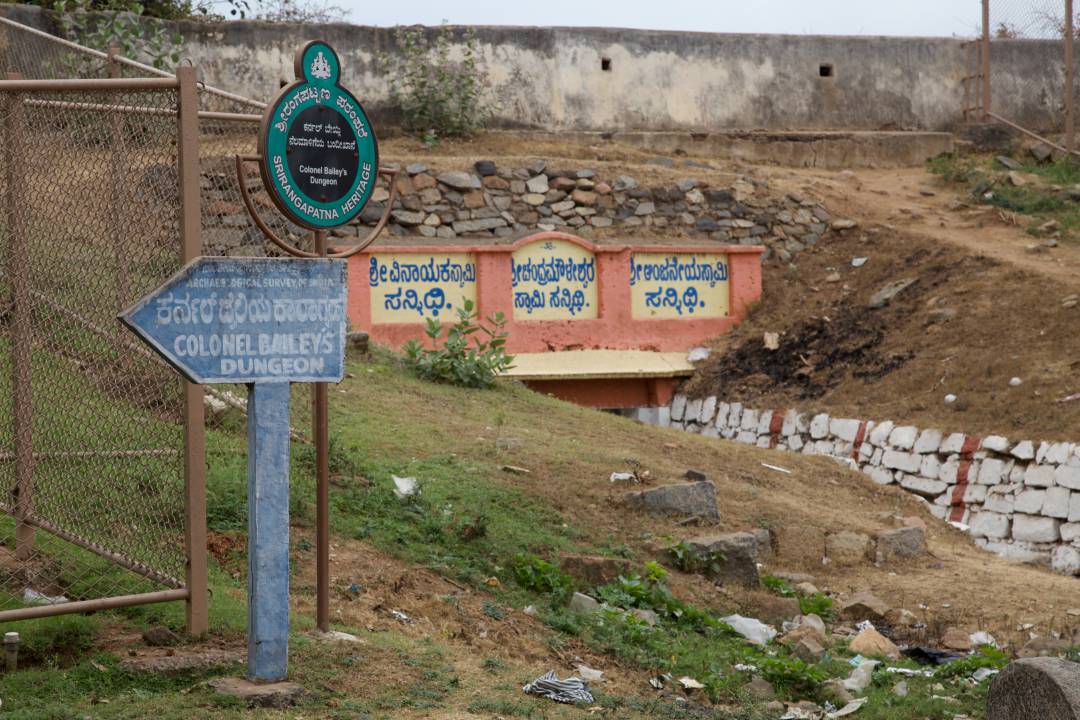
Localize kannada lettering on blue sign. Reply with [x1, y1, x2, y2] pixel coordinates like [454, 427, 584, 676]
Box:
[120, 257, 347, 384]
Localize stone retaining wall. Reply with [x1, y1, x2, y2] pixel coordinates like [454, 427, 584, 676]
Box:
[640, 395, 1080, 577]
[201, 156, 840, 259]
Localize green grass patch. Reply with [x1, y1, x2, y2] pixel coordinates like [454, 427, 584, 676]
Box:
[928, 153, 1080, 240]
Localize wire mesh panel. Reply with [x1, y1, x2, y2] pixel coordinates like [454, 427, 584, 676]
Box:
[991, 0, 1069, 38]
[0, 85, 188, 610]
[984, 0, 1077, 140]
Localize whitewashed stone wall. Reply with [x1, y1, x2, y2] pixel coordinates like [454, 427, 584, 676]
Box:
[639, 394, 1080, 576]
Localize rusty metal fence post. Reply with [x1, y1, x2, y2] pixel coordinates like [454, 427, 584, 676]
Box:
[177, 65, 209, 636]
[1068, 0, 1075, 153]
[4, 71, 34, 562]
[983, 0, 992, 119]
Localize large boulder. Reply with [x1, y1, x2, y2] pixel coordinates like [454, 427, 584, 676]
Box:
[875, 527, 925, 563]
[625, 481, 719, 519]
[988, 657, 1080, 719]
[684, 532, 764, 587]
[839, 591, 891, 624]
[826, 531, 874, 566]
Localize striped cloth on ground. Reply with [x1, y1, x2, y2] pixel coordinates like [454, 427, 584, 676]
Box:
[522, 670, 594, 704]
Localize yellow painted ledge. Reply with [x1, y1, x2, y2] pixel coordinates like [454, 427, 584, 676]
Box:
[500, 350, 694, 381]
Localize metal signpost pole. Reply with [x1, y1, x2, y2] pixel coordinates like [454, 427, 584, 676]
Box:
[314, 229, 330, 633]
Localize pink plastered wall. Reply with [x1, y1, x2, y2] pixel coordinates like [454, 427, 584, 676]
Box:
[346, 231, 764, 353]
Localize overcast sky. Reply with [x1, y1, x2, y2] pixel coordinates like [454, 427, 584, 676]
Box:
[342, 0, 983, 38]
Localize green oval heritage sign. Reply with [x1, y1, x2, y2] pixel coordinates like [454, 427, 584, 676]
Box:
[259, 41, 379, 230]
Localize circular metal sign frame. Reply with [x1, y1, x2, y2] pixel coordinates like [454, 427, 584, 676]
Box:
[259, 40, 379, 231]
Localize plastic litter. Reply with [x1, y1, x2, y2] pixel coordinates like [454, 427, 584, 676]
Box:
[649, 673, 671, 689]
[972, 667, 1000, 682]
[851, 257, 868, 268]
[575, 664, 604, 683]
[523, 670, 594, 704]
[902, 646, 965, 666]
[855, 620, 875, 632]
[885, 666, 934, 678]
[687, 347, 711, 363]
[392, 476, 419, 499]
[944, 394, 957, 404]
[388, 609, 413, 624]
[609, 472, 636, 483]
[761, 463, 793, 475]
[678, 676, 705, 690]
[22, 588, 68, 606]
[969, 631, 998, 648]
[722, 614, 777, 646]
[848, 654, 866, 667]
[841, 660, 880, 692]
[827, 698, 868, 717]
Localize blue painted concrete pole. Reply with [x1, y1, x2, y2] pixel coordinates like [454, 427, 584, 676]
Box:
[247, 381, 291, 682]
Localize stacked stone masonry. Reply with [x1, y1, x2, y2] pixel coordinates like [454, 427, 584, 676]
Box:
[198, 156, 839, 260]
[642, 395, 1080, 577]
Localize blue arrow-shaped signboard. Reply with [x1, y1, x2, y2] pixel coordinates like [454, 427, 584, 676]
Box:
[120, 257, 347, 384]
[121, 255, 348, 684]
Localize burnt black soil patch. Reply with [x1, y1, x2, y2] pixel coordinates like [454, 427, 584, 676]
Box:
[686, 305, 912, 401]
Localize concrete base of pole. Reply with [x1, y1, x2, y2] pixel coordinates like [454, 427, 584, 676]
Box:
[987, 657, 1080, 719]
[207, 678, 304, 708]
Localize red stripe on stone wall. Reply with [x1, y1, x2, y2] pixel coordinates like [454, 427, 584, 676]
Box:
[850, 421, 869, 461]
[768, 409, 785, 449]
[948, 436, 982, 523]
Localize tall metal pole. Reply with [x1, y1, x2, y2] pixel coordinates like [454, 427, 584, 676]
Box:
[982, 0, 991, 119]
[1068, 0, 1075, 153]
[5, 72, 33, 561]
[177, 65, 209, 636]
[314, 229, 330, 633]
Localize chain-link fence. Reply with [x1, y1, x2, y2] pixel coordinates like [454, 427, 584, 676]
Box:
[979, 0, 1080, 154]
[0, 83, 190, 612]
[0, 16, 343, 625]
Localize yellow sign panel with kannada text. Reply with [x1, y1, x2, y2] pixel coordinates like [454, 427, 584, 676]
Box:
[368, 253, 477, 324]
[511, 239, 598, 321]
[630, 253, 729, 319]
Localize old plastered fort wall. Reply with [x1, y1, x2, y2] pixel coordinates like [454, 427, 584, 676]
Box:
[645, 396, 1080, 577]
[0, 4, 1073, 134]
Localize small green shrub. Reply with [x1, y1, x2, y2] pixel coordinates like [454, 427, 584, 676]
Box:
[934, 644, 1009, 679]
[378, 24, 490, 142]
[511, 554, 572, 602]
[799, 592, 834, 619]
[761, 574, 797, 597]
[759, 655, 830, 699]
[667, 541, 726, 576]
[403, 299, 512, 389]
